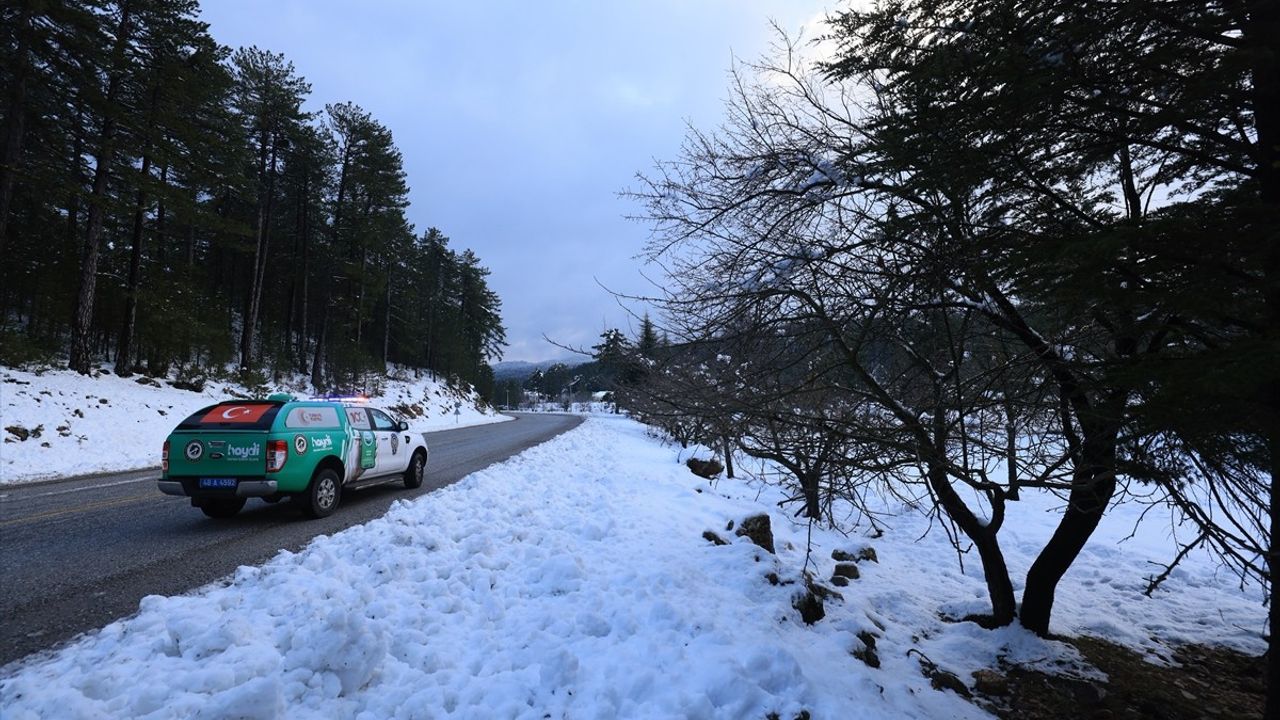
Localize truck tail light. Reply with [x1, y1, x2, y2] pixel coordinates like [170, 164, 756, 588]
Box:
[266, 440, 287, 473]
[162, 440, 170, 473]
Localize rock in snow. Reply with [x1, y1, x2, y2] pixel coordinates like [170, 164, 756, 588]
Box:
[735, 513, 775, 554]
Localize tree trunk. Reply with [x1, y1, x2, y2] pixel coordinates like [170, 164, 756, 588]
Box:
[154, 163, 166, 264]
[1005, 420, 1020, 501]
[1019, 431, 1119, 635]
[117, 83, 159, 375]
[66, 112, 84, 258]
[69, 0, 133, 374]
[722, 436, 735, 479]
[972, 526, 1017, 627]
[185, 189, 196, 267]
[284, 179, 302, 366]
[382, 271, 392, 366]
[310, 299, 328, 391]
[297, 171, 310, 373]
[1242, 0, 1280, 714]
[0, 0, 34, 260]
[238, 132, 278, 373]
[925, 462, 1017, 626]
[801, 469, 821, 520]
[117, 149, 151, 374]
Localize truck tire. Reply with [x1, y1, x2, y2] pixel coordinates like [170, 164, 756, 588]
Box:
[200, 498, 246, 519]
[302, 467, 342, 519]
[404, 450, 426, 489]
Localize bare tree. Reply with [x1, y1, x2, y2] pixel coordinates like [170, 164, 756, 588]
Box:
[630, 27, 1253, 635]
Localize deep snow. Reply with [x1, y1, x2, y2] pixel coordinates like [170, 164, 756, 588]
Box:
[0, 415, 1264, 719]
[0, 366, 509, 484]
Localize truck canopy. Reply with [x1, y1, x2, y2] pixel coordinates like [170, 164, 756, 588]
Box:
[176, 401, 284, 431]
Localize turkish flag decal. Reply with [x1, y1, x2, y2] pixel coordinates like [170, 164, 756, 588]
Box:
[201, 403, 274, 424]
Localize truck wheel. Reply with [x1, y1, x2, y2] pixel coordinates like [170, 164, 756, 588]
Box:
[200, 498, 245, 519]
[404, 450, 426, 489]
[303, 467, 342, 519]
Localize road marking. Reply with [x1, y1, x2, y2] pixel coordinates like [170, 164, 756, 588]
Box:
[1, 476, 152, 501]
[0, 493, 166, 529]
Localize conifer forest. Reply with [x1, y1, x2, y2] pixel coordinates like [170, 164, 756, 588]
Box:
[0, 0, 507, 395]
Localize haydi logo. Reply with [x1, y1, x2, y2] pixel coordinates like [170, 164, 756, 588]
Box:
[310, 436, 334, 451]
[227, 444, 261, 460]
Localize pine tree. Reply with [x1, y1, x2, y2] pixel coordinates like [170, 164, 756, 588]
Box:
[230, 46, 310, 374]
[637, 313, 658, 357]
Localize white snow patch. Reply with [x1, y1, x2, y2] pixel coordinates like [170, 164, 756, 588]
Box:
[0, 415, 1263, 718]
[0, 366, 508, 485]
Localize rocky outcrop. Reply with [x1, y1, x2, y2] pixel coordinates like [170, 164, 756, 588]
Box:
[735, 514, 774, 554]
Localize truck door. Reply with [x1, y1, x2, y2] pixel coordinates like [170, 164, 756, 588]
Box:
[368, 408, 406, 476]
[343, 406, 376, 481]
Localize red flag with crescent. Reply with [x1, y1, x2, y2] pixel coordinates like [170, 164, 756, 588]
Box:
[200, 403, 274, 424]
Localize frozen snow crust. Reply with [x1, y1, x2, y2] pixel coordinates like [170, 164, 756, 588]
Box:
[1, 416, 1264, 719]
[0, 365, 508, 484]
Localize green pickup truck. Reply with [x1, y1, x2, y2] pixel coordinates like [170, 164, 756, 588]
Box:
[157, 394, 429, 519]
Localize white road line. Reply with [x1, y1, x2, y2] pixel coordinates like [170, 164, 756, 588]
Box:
[8, 476, 152, 500]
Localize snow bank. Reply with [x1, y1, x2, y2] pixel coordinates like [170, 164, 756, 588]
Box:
[0, 416, 1264, 719]
[0, 366, 508, 484]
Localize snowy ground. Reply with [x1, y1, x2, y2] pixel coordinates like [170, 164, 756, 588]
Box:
[0, 365, 508, 484]
[0, 415, 1263, 719]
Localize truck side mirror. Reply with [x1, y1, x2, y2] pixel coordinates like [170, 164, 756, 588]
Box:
[398, 420, 408, 431]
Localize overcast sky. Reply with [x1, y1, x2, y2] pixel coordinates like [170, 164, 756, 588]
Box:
[199, 1, 831, 362]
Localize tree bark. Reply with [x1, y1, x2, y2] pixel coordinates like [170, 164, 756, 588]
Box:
[1245, 0, 1280, 714]
[296, 169, 310, 373]
[1005, 420, 1020, 501]
[1019, 429, 1119, 635]
[310, 299, 328, 391]
[0, 0, 34, 260]
[382, 270, 392, 366]
[116, 149, 151, 374]
[154, 163, 166, 264]
[238, 131, 278, 373]
[801, 469, 821, 520]
[69, 0, 134, 374]
[66, 112, 84, 260]
[284, 177, 302, 366]
[117, 83, 159, 375]
[925, 462, 1017, 626]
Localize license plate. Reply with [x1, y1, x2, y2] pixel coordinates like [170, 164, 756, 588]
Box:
[199, 477, 237, 489]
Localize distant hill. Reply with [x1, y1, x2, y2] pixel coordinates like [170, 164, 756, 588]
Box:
[493, 359, 582, 383]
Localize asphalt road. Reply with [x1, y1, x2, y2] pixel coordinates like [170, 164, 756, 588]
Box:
[0, 412, 582, 669]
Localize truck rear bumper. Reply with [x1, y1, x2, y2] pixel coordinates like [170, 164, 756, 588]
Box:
[157, 479, 279, 498]
[235, 480, 279, 497]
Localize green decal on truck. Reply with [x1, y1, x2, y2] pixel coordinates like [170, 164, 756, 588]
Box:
[360, 431, 376, 469]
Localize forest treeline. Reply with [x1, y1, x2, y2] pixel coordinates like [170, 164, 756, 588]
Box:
[0, 0, 506, 396]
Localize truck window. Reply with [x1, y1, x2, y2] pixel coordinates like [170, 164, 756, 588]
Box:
[345, 407, 371, 429]
[369, 408, 397, 431]
[285, 406, 341, 429]
[177, 402, 282, 430]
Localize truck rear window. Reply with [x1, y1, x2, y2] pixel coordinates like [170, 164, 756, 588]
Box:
[178, 402, 283, 430]
[284, 406, 341, 429]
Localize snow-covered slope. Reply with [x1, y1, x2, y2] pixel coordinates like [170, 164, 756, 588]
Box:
[0, 366, 508, 484]
[0, 415, 1261, 719]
